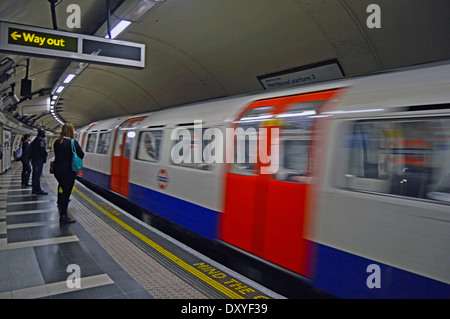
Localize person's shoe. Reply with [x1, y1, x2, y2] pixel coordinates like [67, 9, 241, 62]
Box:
[22, 184, 31, 187]
[59, 215, 76, 224]
[36, 190, 48, 195]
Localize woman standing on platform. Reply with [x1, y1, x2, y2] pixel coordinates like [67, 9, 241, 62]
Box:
[53, 123, 84, 224]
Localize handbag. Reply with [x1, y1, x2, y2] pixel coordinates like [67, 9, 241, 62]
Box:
[71, 139, 83, 172]
[13, 144, 23, 161]
[49, 160, 55, 174]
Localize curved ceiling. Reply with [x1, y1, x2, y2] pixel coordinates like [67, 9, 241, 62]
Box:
[1, 0, 450, 131]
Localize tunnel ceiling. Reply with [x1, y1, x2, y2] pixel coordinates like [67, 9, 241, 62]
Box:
[1, 0, 450, 131]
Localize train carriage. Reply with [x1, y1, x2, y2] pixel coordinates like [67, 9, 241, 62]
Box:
[76, 62, 450, 298]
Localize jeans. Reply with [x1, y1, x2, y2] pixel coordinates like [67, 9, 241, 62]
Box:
[21, 160, 31, 186]
[55, 175, 76, 216]
[31, 158, 44, 193]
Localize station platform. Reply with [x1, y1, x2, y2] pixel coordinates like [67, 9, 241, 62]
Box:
[0, 160, 284, 300]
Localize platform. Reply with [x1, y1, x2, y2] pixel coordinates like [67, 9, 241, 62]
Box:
[0, 160, 284, 300]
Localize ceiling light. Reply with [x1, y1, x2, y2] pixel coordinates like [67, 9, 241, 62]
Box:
[106, 20, 132, 39]
[63, 73, 76, 84]
[123, 0, 166, 22]
[55, 86, 65, 93]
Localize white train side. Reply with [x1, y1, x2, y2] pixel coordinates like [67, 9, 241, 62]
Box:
[77, 62, 450, 298]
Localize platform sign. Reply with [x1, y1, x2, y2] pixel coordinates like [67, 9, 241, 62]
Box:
[258, 60, 344, 90]
[0, 21, 145, 68]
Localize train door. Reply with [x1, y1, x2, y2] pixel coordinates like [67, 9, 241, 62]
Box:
[110, 116, 147, 197]
[220, 90, 340, 275]
[220, 97, 285, 254]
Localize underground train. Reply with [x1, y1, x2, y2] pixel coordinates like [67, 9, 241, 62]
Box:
[75, 62, 450, 298]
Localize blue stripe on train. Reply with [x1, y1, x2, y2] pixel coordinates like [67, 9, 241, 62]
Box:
[80, 168, 219, 239]
[81, 167, 110, 190]
[128, 183, 219, 240]
[313, 243, 450, 298]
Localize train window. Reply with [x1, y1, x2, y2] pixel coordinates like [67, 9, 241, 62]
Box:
[341, 117, 450, 203]
[96, 132, 111, 155]
[275, 101, 323, 183]
[86, 133, 98, 153]
[123, 131, 136, 159]
[136, 130, 163, 162]
[231, 106, 273, 175]
[171, 127, 215, 171]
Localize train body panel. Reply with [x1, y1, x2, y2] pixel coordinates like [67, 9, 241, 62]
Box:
[310, 63, 450, 297]
[77, 62, 450, 298]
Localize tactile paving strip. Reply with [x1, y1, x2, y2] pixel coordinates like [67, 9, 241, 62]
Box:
[43, 165, 207, 299]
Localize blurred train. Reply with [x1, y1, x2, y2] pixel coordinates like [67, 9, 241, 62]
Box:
[76, 62, 450, 298]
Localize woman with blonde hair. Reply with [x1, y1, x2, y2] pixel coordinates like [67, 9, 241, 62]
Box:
[53, 123, 84, 223]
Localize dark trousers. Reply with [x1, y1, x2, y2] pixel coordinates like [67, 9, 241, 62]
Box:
[55, 174, 76, 216]
[21, 160, 31, 186]
[31, 159, 44, 193]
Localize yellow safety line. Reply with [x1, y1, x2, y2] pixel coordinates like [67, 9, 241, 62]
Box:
[73, 187, 244, 299]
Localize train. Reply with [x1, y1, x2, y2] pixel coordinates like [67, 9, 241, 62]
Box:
[75, 61, 450, 298]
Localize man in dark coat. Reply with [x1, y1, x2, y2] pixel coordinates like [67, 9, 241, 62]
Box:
[30, 129, 48, 195]
[20, 134, 32, 187]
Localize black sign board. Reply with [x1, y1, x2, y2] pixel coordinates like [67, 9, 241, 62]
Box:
[0, 21, 145, 68]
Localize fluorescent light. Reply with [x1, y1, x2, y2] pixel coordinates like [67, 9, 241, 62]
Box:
[51, 101, 56, 106]
[278, 110, 316, 118]
[63, 73, 76, 84]
[52, 95, 58, 100]
[56, 86, 65, 93]
[323, 108, 384, 115]
[106, 20, 132, 39]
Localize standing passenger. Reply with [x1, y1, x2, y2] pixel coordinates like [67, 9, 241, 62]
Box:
[31, 129, 48, 195]
[53, 123, 84, 224]
[20, 134, 32, 187]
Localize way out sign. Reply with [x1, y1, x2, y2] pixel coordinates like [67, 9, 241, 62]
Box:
[9, 27, 78, 52]
[0, 21, 145, 68]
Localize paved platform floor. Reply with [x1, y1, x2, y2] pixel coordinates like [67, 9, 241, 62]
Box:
[1, 161, 283, 300]
[0, 164, 153, 299]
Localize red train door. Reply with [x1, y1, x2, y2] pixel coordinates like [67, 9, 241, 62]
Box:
[220, 90, 340, 276]
[220, 97, 285, 253]
[110, 116, 147, 197]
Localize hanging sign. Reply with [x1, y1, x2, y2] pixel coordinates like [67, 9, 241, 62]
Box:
[258, 60, 344, 90]
[0, 21, 145, 68]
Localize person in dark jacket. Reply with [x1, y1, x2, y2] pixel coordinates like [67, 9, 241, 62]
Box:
[53, 123, 84, 223]
[20, 134, 32, 187]
[31, 129, 48, 195]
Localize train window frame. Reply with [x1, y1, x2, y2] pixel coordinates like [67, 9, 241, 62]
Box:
[337, 116, 450, 205]
[273, 100, 324, 184]
[96, 131, 112, 155]
[85, 132, 98, 153]
[135, 129, 164, 163]
[170, 126, 216, 171]
[230, 106, 274, 176]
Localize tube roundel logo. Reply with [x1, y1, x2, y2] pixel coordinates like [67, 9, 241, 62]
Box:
[156, 169, 169, 190]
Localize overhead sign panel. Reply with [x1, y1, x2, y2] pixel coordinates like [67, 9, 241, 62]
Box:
[8, 27, 78, 52]
[0, 21, 145, 68]
[258, 60, 344, 90]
